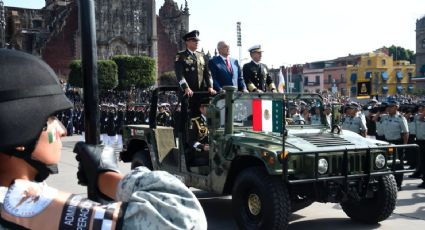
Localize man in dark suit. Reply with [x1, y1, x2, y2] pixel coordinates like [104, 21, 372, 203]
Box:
[175, 30, 216, 118]
[209, 41, 248, 93]
[243, 45, 276, 93]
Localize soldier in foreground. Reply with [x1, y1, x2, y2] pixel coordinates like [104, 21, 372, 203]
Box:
[0, 49, 207, 229]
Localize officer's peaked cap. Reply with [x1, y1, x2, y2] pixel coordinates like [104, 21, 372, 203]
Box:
[0, 49, 72, 150]
[346, 102, 360, 110]
[248, 44, 263, 53]
[183, 30, 200, 41]
[387, 100, 399, 107]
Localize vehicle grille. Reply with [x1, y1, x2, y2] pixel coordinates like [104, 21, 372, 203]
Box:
[327, 152, 368, 175]
[294, 133, 354, 147]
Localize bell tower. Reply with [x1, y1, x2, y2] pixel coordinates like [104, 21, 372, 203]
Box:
[416, 16, 425, 77]
[0, 0, 5, 48]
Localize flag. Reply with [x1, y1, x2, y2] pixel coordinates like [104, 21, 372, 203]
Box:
[278, 69, 285, 93]
[252, 99, 283, 132]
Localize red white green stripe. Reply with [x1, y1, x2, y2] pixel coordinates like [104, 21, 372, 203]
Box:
[252, 99, 283, 132]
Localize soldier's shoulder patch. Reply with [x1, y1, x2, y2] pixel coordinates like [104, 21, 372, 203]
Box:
[3, 179, 58, 217]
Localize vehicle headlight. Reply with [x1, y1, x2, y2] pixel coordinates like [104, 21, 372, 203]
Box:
[318, 158, 328, 174]
[375, 154, 386, 169]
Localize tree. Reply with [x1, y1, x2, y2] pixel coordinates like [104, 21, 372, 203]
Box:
[67, 60, 118, 91]
[387, 45, 415, 63]
[68, 60, 83, 88]
[158, 71, 178, 86]
[97, 60, 118, 90]
[112, 55, 157, 90]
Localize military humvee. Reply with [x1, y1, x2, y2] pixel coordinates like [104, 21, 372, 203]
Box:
[120, 86, 417, 230]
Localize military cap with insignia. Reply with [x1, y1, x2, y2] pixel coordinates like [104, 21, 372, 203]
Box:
[248, 44, 263, 53]
[183, 30, 200, 41]
[387, 100, 399, 107]
[346, 102, 360, 110]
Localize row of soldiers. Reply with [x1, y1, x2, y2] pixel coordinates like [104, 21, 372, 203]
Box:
[340, 99, 425, 190]
[56, 102, 177, 142]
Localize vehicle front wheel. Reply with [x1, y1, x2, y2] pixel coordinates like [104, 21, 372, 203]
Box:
[341, 174, 397, 224]
[131, 149, 153, 170]
[232, 167, 291, 230]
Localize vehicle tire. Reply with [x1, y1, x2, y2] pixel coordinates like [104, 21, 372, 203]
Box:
[232, 167, 291, 230]
[131, 149, 153, 170]
[341, 174, 397, 224]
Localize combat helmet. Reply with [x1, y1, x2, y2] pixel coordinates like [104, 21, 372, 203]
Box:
[0, 49, 72, 180]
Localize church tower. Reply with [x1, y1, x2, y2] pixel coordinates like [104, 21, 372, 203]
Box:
[0, 0, 5, 48]
[159, 0, 189, 51]
[417, 16, 425, 77]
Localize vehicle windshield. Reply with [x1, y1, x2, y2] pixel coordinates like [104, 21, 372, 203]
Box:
[214, 93, 326, 131]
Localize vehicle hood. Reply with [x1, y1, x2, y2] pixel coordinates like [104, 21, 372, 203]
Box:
[231, 127, 389, 153]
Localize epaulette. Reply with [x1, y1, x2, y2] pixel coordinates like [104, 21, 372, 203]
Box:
[175, 51, 185, 61]
[191, 116, 201, 121]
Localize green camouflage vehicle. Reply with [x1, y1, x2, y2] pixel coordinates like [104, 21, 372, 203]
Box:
[120, 86, 417, 230]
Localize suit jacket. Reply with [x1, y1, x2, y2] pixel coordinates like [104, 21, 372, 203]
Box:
[209, 56, 246, 92]
[175, 50, 212, 91]
[242, 61, 275, 92]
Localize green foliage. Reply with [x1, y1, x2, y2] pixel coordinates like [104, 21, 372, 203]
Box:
[68, 60, 82, 88]
[158, 71, 178, 86]
[67, 60, 118, 91]
[387, 45, 415, 63]
[97, 60, 118, 90]
[111, 55, 157, 90]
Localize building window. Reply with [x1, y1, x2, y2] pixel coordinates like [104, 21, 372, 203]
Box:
[32, 20, 42, 28]
[367, 59, 371, 66]
[381, 59, 386, 66]
[340, 74, 345, 83]
[328, 75, 332, 84]
[315, 76, 320, 85]
[304, 76, 308, 86]
[422, 38, 425, 49]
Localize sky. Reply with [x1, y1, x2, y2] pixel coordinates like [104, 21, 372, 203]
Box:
[4, 0, 425, 67]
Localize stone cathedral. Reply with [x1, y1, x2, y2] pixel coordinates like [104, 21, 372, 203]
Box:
[0, 0, 189, 76]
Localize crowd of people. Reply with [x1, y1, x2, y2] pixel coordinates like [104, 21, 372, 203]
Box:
[55, 29, 425, 192]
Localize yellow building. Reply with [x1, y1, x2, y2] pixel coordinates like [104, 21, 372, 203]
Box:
[346, 52, 415, 98]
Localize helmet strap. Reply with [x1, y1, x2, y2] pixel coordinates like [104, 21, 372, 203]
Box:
[1, 140, 58, 182]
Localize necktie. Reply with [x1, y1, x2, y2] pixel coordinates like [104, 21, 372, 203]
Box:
[225, 58, 232, 74]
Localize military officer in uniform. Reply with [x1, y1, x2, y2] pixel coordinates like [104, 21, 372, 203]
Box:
[188, 98, 210, 166]
[381, 100, 409, 190]
[175, 30, 216, 118]
[341, 102, 367, 137]
[310, 105, 323, 125]
[157, 103, 171, 126]
[243, 45, 276, 93]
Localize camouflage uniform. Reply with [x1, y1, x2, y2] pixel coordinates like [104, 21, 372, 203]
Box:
[0, 167, 207, 230]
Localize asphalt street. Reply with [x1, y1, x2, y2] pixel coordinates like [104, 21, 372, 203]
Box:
[47, 135, 425, 230]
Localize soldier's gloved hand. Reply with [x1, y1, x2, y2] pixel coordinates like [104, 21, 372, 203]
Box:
[73, 142, 120, 202]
